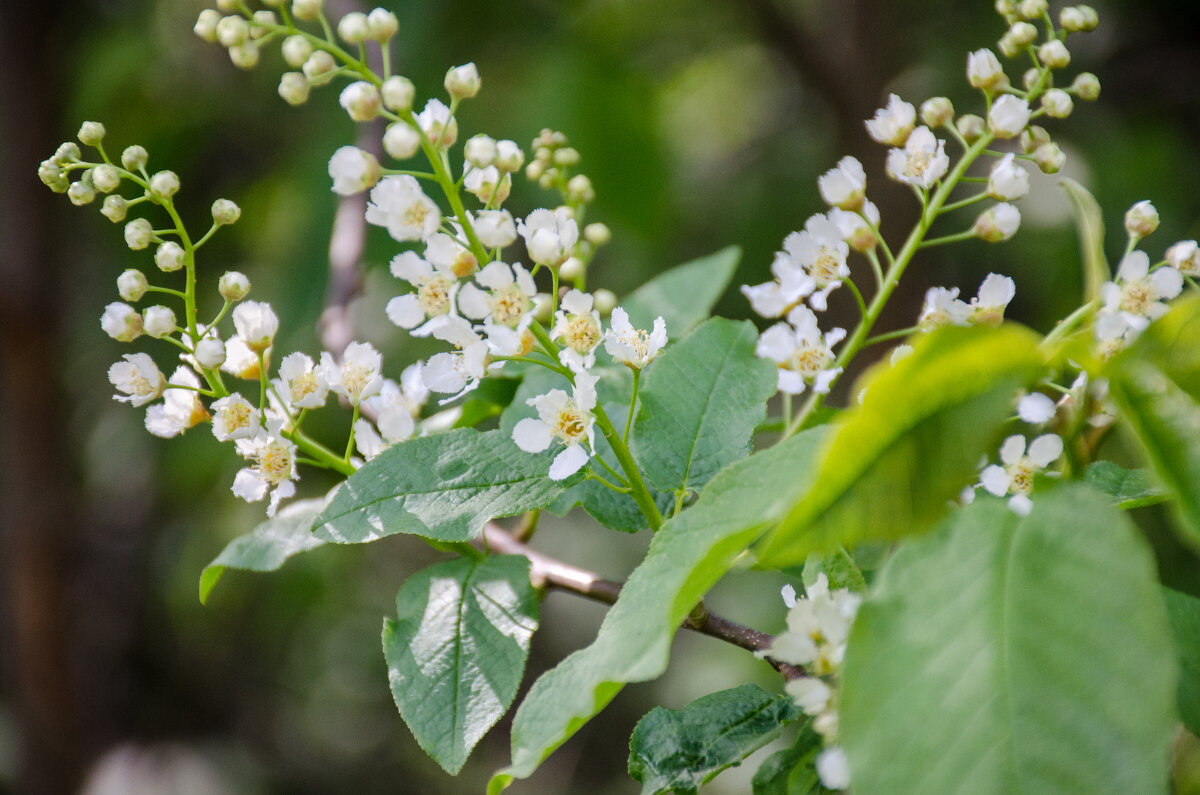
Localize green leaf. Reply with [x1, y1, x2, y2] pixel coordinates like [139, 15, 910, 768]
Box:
[383, 555, 538, 775]
[1163, 587, 1200, 735]
[751, 721, 826, 795]
[757, 324, 1043, 569]
[1081, 461, 1165, 509]
[621, 246, 741, 339]
[1059, 177, 1110, 303]
[199, 497, 327, 604]
[491, 428, 828, 789]
[628, 684, 801, 795]
[840, 484, 1178, 793]
[314, 428, 577, 544]
[453, 376, 520, 429]
[799, 547, 867, 593]
[1116, 294, 1200, 399]
[632, 318, 776, 494]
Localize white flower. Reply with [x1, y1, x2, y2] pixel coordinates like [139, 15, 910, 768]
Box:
[886, 126, 949, 190]
[416, 98, 457, 148]
[365, 175, 441, 242]
[463, 165, 510, 205]
[979, 433, 1064, 516]
[457, 261, 537, 327]
[756, 306, 845, 395]
[918, 286, 971, 330]
[475, 210, 518, 249]
[108, 353, 166, 406]
[818, 156, 866, 210]
[222, 337, 261, 380]
[787, 214, 852, 311]
[232, 301, 279, 352]
[423, 316, 491, 401]
[145, 366, 206, 438]
[319, 341, 383, 406]
[276, 352, 329, 410]
[988, 95, 1030, 138]
[967, 48, 1006, 90]
[987, 153, 1029, 201]
[865, 94, 916, 146]
[232, 421, 298, 517]
[1094, 310, 1134, 360]
[766, 573, 861, 676]
[550, 289, 603, 371]
[385, 251, 457, 331]
[425, 231, 479, 279]
[195, 338, 226, 370]
[816, 747, 851, 791]
[604, 307, 667, 369]
[785, 677, 832, 716]
[512, 372, 598, 480]
[101, 302, 142, 342]
[338, 81, 380, 122]
[1099, 250, 1184, 332]
[211, 393, 260, 441]
[969, 273, 1016, 326]
[354, 418, 386, 460]
[828, 201, 880, 253]
[328, 145, 381, 196]
[1017, 392, 1057, 424]
[741, 254, 816, 319]
[519, 208, 579, 267]
[974, 202, 1021, 242]
[1165, 240, 1200, 277]
[362, 364, 427, 445]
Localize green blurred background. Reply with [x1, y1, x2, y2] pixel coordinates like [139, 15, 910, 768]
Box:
[2, 0, 1199, 792]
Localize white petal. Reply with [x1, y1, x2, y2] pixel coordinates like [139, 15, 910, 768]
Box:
[456, 283, 491, 320]
[549, 444, 589, 480]
[999, 434, 1027, 465]
[1017, 392, 1056, 424]
[1117, 250, 1150, 282]
[980, 465, 1010, 497]
[976, 273, 1015, 308]
[232, 468, 269, 503]
[513, 417, 553, 452]
[780, 584, 797, 608]
[741, 282, 787, 318]
[386, 294, 426, 329]
[1028, 433, 1064, 467]
[1150, 266, 1184, 300]
[389, 251, 431, 282]
[1008, 494, 1034, 517]
[561, 289, 593, 314]
[816, 747, 851, 790]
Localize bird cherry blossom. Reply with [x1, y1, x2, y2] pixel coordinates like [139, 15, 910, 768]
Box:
[979, 433, 1064, 516]
[512, 372, 599, 480]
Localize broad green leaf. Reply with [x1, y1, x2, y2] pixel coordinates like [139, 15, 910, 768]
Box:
[840, 485, 1178, 793]
[1108, 361, 1200, 551]
[1163, 587, 1200, 735]
[1081, 461, 1165, 509]
[314, 428, 577, 544]
[628, 683, 801, 795]
[799, 547, 867, 593]
[632, 318, 776, 494]
[199, 498, 327, 604]
[757, 324, 1043, 569]
[1059, 177, 1110, 303]
[751, 721, 826, 795]
[490, 428, 828, 789]
[621, 246, 741, 338]
[383, 555, 538, 775]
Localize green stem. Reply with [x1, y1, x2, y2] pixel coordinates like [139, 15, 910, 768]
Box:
[939, 192, 990, 214]
[844, 278, 868, 320]
[864, 325, 920, 346]
[919, 229, 979, 248]
[1041, 298, 1099, 351]
[285, 429, 355, 476]
[586, 472, 631, 494]
[624, 367, 641, 444]
[344, 403, 361, 461]
[593, 404, 663, 531]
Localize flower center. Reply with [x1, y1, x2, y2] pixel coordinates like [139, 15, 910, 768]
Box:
[342, 363, 372, 400]
[563, 314, 600, 354]
[809, 249, 843, 285]
[417, 277, 452, 316]
[491, 285, 529, 326]
[219, 400, 255, 433]
[403, 202, 430, 230]
[553, 401, 588, 444]
[291, 371, 319, 403]
[1119, 281, 1152, 316]
[1009, 460, 1035, 495]
[789, 344, 832, 378]
[257, 439, 293, 484]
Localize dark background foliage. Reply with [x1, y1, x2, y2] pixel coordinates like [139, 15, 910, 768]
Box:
[2, 0, 1198, 791]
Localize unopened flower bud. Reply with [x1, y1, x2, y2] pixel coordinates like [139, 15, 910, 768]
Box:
[54, 142, 81, 164]
[124, 218, 153, 250]
[292, 0, 323, 22]
[207, 198, 239, 226]
[337, 12, 369, 44]
[584, 222, 612, 247]
[1038, 40, 1070, 69]
[988, 95, 1030, 138]
[281, 35, 313, 67]
[1063, 5, 1098, 32]
[38, 160, 68, 192]
[567, 174, 594, 203]
[1041, 89, 1073, 118]
[228, 42, 260, 70]
[250, 11, 277, 38]
[1018, 0, 1047, 19]
[339, 81, 381, 122]
[1124, 200, 1159, 239]
[121, 145, 148, 171]
[328, 146, 382, 195]
[465, 134, 497, 168]
[554, 147, 581, 167]
[219, 271, 251, 301]
[101, 302, 142, 342]
[988, 153, 1030, 200]
[194, 9, 221, 42]
[101, 195, 129, 223]
[381, 76, 415, 111]
[968, 49, 1006, 90]
[1033, 142, 1066, 173]
[278, 72, 310, 105]
[995, 0, 1019, 21]
[975, 203, 1021, 242]
[475, 210, 517, 248]
[68, 180, 96, 206]
[1072, 72, 1100, 101]
[143, 305, 177, 338]
[558, 257, 584, 282]
[444, 63, 481, 99]
[1020, 124, 1050, 154]
[366, 8, 398, 40]
[382, 123, 421, 160]
[195, 338, 227, 369]
[920, 97, 955, 128]
[78, 121, 106, 146]
[998, 32, 1022, 59]
[1008, 21, 1037, 47]
[117, 269, 148, 301]
[216, 15, 249, 47]
[956, 113, 986, 143]
[495, 140, 525, 173]
[302, 51, 337, 85]
[525, 160, 546, 182]
[149, 170, 180, 201]
[1166, 241, 1200, 277]
[91, 164, 121, 193]
[155, 241, 186, 272]
[593, 288, 617, 316]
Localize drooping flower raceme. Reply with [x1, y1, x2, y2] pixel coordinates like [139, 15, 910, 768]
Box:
[604, 307, 667, 369]
[512, 371, 598, 480]
[979, 433, 1064, 516]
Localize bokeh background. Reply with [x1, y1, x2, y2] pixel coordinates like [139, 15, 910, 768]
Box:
[3, 0, 1199, 792]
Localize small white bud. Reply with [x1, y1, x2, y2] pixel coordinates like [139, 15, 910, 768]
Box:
[987, 153, 1030, 201]
[101, 195, 128, 223]
[211, 198, 241, 226]
[474, 210, 518, 248]
[1072, 72, 1100, 101]
[567, 174, 594, 203]
[988, 95, 1030, 138]
[68, 181, 96, 206]
[117, 269, 148, 301]
[584, 222, 612, 246]
[339, 81, 381, 122]
[1018, 0, 1047, 19]
[281, 35, 313, 68]
[974, 203, 1021, 242]
[1020, 125, 1050, 154]
[91, 164, 121, 193]
[149, 170, 180, 201]
[1007, 21, 1038, 47]
[558, 257, 584, 281]
[278, 72, 310, 105]
[228, 42, 260, 70]
[337, 12, 369, 45]
[328, 146, 382, 195]
[955, 113, 986, 143]
[1033, 142, 1066, 173]
[194, 338, 227, 369]
[219, 271, 251, 301]
[593, 288, 617, 315]
[292, 0, 323, 22]
[366, 8, 399, 41]
[155, 241, 186, 272]
[37, 160, 68, 192]
[382, 123, 421, 160]
[216, 15, 250, 47]
[1038, 40, 1070, 69]
[1165, 241, 1200, 277]
[124, 218, 154, 250]
[1124, 200, 1159, 239]
[995, 0, 1019, 21]
[1041, 89, 1073, 118]
[1061, 5, 1098, 32]
[121, 145, 148, 171]
[920, 97, 955, 128]
[381, 76, 415, 111]
[101, 302, 142, 342]
[464, 134, 498, 168]
[302, 51, 337, 85]
[250, 11, 277, 38]
[1022, 68, 1041, 92]
[142, 305, 177, 338]
[968, 49, 1006, 90]
[494, 140, 525, 173]
[444, 63, 481, 99]
[194, 9, 221, 42]
[78, 121, 106, 146]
